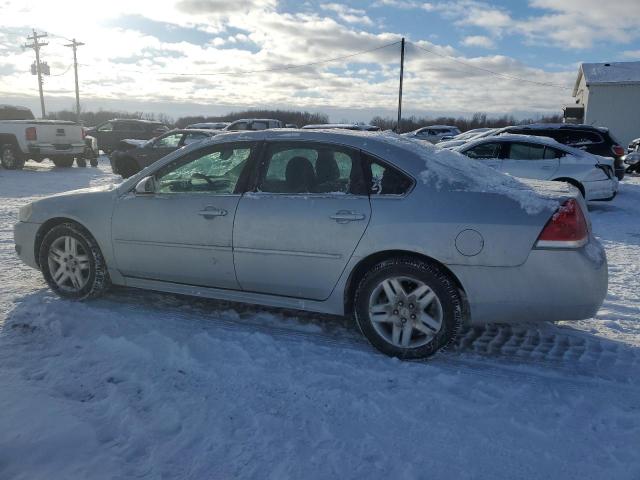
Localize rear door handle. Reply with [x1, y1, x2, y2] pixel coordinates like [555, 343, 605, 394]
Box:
[330, 210, 366, 223]
[197, 206, 227, 219]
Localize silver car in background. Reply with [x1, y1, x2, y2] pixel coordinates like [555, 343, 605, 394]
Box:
[14, 130, 608, 359]
[454, 134, 618, 201]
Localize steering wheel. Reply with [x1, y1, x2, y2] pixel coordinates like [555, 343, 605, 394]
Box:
[191, 172, 215, 185]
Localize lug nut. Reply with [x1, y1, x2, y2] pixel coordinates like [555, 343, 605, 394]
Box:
[410, 314, 416, 320]
[393, 309, 399, 315]
[409, 304, 415, 309]
[398, 301, 404, 307]
[401, 317, 406, 323]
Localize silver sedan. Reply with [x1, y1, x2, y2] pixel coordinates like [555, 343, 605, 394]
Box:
[14, 130, 608, 359]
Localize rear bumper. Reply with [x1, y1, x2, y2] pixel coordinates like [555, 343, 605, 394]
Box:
[28, 142, 85, 158]
[14, 221, 41, 269]
[450, 237, 608, 325]
[584, 178, 618, 202]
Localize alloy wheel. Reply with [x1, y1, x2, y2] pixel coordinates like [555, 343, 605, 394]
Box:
[47, 235, 91, 292]
[368, 276, 443, 348]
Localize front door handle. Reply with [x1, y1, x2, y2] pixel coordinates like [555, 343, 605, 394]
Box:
[330, 210, 366, 223]
[197, 206, 227, 219]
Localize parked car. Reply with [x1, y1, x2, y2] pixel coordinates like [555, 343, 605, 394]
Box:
[84, 119, 169, 154]
[454, 135, 618, 201]
[624, 151, 640, 173]
[495, 124, 626, 181]
[185, 122, 229, 130]
[402, 125, 461, 143]
[110, 129, 217, 178]
[0, 105, 85, 169]
[14, 130, 607, 359]
[302, 123, 381, 131]
[225, 119, 283, 131]
[627, 137, 640, 153]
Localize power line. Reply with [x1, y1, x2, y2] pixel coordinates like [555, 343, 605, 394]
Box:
[408, 41, 572, 90]
[49, 64, 73, 76]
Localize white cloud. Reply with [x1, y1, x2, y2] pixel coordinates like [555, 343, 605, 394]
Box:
[622, 50, 640, 60]
[320, 4, 374, 26]
[461, 35, 496, 49]
[0, 0, 576, 118]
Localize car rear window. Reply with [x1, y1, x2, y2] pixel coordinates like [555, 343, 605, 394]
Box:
[362, 153, 414, 196]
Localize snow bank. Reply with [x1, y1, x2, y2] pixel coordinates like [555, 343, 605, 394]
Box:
[376, 132, 560, 215]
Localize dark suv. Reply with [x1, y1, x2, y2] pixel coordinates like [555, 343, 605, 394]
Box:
[499, 124, 626, 180]
[85, 119, 169, 153]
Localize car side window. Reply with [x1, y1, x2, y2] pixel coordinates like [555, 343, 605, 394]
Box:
[544, 147, 566, 159]
[183, 132, 209, 145]
[464, 142, 502, 159]
[155, 144, 253, 195]
[252, 122, 268, 130]
[507, 142, 546, 160]
[229, 122, 248, 131]
[363, 153, 413, 196]
[565, 130, 602, 146]
[97, 122, 113, 132]
[154, 133, 183, 148]
[258, 143, 363, 194]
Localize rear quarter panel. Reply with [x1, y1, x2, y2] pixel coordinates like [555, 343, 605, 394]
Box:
[356, 186, 557, 268]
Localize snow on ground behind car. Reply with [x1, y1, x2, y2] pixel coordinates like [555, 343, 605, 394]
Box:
[0, 158, 639, 479]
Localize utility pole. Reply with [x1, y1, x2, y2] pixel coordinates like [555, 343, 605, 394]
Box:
[396, 37, 405, 134]
[23, 29, 48, 118]
[65, 38, 85, 122]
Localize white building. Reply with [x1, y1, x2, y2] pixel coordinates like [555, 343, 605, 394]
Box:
[567, 61, 640, 146]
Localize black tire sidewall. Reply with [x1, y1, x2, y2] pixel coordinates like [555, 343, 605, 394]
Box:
[1, 146, 24, 170]
[39, 224, 100, 299]
[354, 259, 461, 359]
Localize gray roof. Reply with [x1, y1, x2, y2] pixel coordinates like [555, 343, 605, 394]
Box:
[573, 61, 640, 95]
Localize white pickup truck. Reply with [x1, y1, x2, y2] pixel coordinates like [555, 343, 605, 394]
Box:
[0, 105, 87, 170]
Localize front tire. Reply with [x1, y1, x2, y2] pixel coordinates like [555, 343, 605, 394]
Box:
[52, 157, 75, 168]
[1, 145, 25, 170]
[39, 223, 110, 299]
[354, 257, 462, 359]
[76, 157, 87, 168]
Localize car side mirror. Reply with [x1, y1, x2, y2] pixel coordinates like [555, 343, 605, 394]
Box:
[134, 176, 157, 195]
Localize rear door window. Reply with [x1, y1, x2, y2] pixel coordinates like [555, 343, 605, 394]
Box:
[464, 142, 503, 159]
[506, 142, 546, 160]
[258, 143, 364, 194]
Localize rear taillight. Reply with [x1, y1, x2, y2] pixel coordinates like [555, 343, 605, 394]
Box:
[536, 199, 588, 248]
[612, 145, 625, 157]
[25, 126, 37, 141]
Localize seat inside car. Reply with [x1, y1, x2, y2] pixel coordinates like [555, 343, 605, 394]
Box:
[285, 156, 316, 193]
[315, 151, 342, 192]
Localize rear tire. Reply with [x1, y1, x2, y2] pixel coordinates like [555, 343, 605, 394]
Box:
[1, 145, 25, 170]
[52, 157, 75, 168]
[39, 223, 110, 300]
[353, 257, 462, 359]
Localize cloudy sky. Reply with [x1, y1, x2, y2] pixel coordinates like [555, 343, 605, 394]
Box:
[1, 0, 639, 121]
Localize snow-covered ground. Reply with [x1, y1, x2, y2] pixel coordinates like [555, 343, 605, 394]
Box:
[1, 158, 639, 480]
